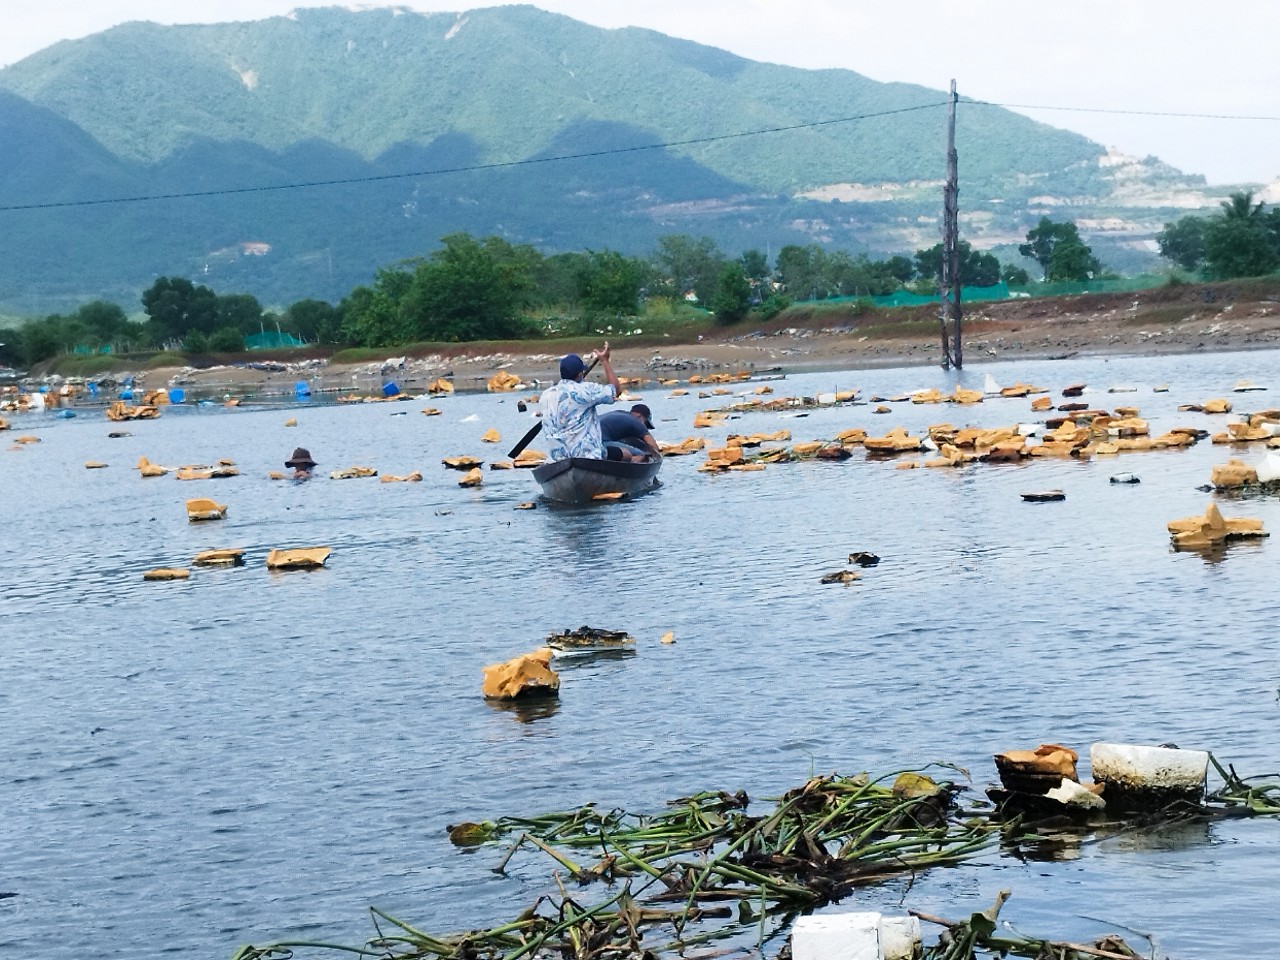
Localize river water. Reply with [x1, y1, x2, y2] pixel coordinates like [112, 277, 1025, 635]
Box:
[2, 349, 1278, 960]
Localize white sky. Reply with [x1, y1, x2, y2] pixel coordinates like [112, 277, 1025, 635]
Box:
[3, 1, 1279, 185]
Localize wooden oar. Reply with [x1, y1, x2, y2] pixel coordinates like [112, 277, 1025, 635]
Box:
[507, 354, 601, 459]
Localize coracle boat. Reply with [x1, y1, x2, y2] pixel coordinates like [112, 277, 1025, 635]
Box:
[532, 455, 662, 504]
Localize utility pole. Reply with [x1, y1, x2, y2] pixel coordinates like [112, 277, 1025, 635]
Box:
[939, 79, 962, 369]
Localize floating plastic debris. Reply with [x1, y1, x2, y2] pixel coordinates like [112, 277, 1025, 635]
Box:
[186, 498, 227, 521]
[443, 456, 482, 470]
[265, 547, 331, 570]
[1210, 458, 1257, 489]
[285, 418, 297, 427]
[143, 568, 189, 581]
[482, 648, 559, 700]
[1109, 473, 1141, 484]
[481, 428, 501, 443]
[426, 378, 454, 395]
[512, 449, 547, 467]
[546, 626, 634, 651]
[847, 551, 880, 566]
[1021, 490, 1065, 502]
[515, 501, 536, 510]
[1091, 742, 1209, 811]
[820, 570, 861, 584]
[329, 466, 378, 479]
[1168, 501, 1266, 549]
[660, 631, 675, 644]
[421, 407, 442, 416]
[380, 471, 422, 483]
[487, 371, 522, 392]
[193, 548, 245, 566]
[84, 461, 108, 469]
[458, 467, 483, 487]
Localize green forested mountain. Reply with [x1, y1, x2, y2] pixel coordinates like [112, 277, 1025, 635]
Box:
[0, 4, 1225, 315]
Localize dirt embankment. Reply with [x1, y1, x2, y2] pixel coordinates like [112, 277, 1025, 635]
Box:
[134, 281, 1280, 396]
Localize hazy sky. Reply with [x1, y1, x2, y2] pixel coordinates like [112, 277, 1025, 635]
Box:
[4, 1, 1279, 185]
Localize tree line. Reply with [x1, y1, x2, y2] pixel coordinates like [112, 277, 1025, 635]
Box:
[1, 219, 1122, 369]
[1156, 191, 1280, 279]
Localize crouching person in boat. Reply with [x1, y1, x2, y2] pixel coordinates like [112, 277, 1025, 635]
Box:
[540, 343, 622, 462]
[600, 403, 658, 462]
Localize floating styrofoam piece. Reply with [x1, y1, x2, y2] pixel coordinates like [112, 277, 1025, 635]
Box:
[792, 912, 882, 960]
[816, 392, 837, 405]
[983, 374, 1001, 394]
[1090, 742, 1208, 798]
[879, 916, 922, 960]
[1017, 423, 1041, 437]
[1256, 450, 1280, 483]
[1045, 777, 1106, 810]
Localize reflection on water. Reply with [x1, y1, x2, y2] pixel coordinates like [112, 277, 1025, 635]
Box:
[484, 695, 562, 724]
[3, 350, 1280, 959]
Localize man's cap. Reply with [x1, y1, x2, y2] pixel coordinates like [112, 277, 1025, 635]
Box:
[560, 353, 586, 380]
[630, 403, 654, 429]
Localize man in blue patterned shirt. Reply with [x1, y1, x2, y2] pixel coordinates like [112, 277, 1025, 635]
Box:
[540, 342, 622, 461]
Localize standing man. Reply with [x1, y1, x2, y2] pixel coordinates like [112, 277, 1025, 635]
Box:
[540, 342, 622, 461]
[599, 404, 659, 461]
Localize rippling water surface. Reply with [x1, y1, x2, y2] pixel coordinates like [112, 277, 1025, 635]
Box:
[3, 350, 1279, 959]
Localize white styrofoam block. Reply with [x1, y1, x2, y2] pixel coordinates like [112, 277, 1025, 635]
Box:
[879, 915, 922, 960]
[792, 912, 883, 960]
[1090, 742, 1209, 792]
[1255, 450, 1280, 482]
[1045, 777, 1106, 810]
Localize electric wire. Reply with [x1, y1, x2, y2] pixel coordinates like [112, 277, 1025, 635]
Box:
[0, 100, 949, 213]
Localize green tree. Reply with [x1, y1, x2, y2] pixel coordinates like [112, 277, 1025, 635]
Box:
[215, 293, 264, 333]
[914, 241, 1001, 287]
[1018, 217, 1097, 279]
[709, 263, 752, 325]
[207, 326, 246, 352]
[775, 244, 832, 300]
[740, 249, 771, 281]
[576, 249, 648, 317]
[651, 234, 725, 303]
[1046, 239, 1102, 281]
[1001, 263, 1031, 286]
[284, 299, 340, 342]
[141, 276, 218, 341]
[1202, 191, 1279, 279]
[401, 234, 537, 342]
[1156, 216, 1207, 272]
[339, 267, 415, 347]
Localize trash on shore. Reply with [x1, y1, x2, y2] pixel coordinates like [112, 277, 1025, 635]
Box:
[1168, 501, 1266, 549]
[143, 567, 189, 581]
[265, 547, 331, 570]
[193, 548, 245, 566]
[186, 498, 227, 521]
[106, 401, 159, 421]
[426, 378, 454, 395]
[329, 466, 378, 479]
[482, 648, 559, 700]
[458, 467, 483, 487]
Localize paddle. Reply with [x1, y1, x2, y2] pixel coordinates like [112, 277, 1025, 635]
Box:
[507, 354, 602, 459]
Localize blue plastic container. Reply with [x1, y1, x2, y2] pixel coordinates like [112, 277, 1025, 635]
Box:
[382, 382, 400, 398]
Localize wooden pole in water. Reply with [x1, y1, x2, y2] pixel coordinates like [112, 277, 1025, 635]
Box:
[940, 79, 962, 369]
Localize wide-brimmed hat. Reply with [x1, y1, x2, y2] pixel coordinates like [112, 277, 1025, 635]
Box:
[286, 447, 317, 468]
[630, 403, 654, 429]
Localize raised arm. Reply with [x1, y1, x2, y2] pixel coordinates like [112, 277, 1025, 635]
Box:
[594, 341, 621, 398]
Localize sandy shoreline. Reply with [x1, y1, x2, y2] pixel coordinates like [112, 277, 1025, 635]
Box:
[106, 283, 1280, 397]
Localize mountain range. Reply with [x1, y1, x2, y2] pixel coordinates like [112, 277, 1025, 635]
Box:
[0, 4, 1244, 316]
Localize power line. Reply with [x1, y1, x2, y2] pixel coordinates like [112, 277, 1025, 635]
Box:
[973, 100, 1280, 123]
[0, 100, 949, 213]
